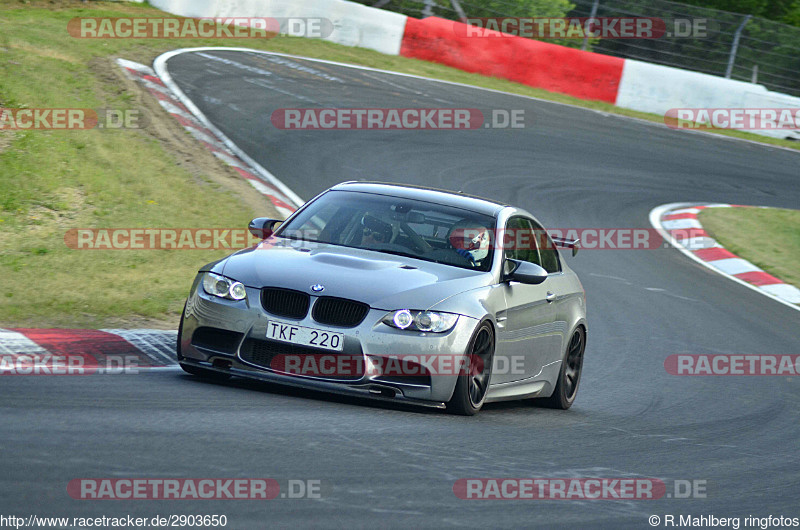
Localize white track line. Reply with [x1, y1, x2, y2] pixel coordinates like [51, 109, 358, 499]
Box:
[153, 49, 305, 208]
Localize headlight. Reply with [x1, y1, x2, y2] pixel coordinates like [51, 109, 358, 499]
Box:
[382, 310, 458, 333]
[202, 272, 247, 301]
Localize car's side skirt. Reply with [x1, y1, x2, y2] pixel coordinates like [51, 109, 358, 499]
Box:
[485, 360, 561, 402]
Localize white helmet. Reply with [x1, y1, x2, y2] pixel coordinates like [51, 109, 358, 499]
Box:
[448, 220, 492, 263]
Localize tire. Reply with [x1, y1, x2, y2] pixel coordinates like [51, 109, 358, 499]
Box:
[176, 301, 187, 362]
[447, 321, 495, 416]
[536, 326, 585, 410]
[177, 302, 231, 382]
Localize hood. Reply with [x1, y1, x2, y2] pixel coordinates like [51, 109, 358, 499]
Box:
[220, 239, 493, 310]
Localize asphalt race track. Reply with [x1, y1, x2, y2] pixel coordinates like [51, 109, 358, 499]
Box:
[4, 49, 799, 528]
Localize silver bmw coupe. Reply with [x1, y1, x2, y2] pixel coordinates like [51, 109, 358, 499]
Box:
[178, 182, 586, 415]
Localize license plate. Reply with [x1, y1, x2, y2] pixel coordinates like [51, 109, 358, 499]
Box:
[266, 321, 344, 351]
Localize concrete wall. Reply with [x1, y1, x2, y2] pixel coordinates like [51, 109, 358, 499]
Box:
[146, 0, 408, 56]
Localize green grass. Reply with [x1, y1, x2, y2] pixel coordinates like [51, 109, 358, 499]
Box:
[700, 207, 800, 290]
[0, 1, 797, 327]
[0, 1, 288, 328]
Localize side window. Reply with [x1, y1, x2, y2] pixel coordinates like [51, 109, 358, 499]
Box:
[504, 217, 541, 266]
[530, 220, 561, 273]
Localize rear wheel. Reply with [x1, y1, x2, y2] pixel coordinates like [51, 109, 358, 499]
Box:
[536, 326, 585, 409]
[177, 304, 230, 382]
[447, 322, 494, 416]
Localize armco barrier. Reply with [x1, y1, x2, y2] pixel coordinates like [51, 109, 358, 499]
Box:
[146, 0, 408, 56]
[616, 58, 771, 113]
[616, 59, 800, 139]
[399, 16, 625, 104]
[741, 88, 800, 139]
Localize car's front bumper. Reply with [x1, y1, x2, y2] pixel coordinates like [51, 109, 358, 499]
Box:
[179, 284, 480, 406]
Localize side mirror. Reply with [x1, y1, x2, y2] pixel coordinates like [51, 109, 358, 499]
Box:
[505, 259, 548, 285]
[248, 218, 282, 239]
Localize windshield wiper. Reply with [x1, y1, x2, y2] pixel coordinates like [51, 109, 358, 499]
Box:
[279, 234, 318, 243]
[373, 249, 424, 261]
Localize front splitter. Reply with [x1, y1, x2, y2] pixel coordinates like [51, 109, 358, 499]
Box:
[179, 360, 447, 410]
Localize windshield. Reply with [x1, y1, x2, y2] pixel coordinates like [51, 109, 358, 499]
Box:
[277, 190, 496, 272]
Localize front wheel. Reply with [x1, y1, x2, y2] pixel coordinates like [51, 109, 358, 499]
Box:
[536, 327, 585, 409]
[447, 321, 494, 416]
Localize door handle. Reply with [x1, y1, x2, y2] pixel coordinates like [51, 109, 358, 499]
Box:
[545, 292, 557, 303]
